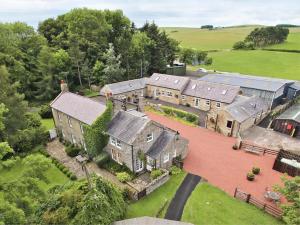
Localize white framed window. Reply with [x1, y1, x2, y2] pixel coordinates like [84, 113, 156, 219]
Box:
[71, 133, 76, 144]
[146, 133, 153, 142]
[206, 100, 211, 106]
[116, 139, 122, 149]
[173, 149, 177, 158]
[67, 116, 72, 128]
[62, 129, 65, 138]
[166, 91, 172, 97]
[111, 149, 121, 164]
[83, 141, 87, 151]
[80, 123, 84, 134]
[182, 95, 186, 100]
[58, 112, 62, 122]
[195, 98, 200, 107]
[163, 153, 169, 163]
[136, 158, 144, 172]
[216, 102, 221, 108]
[111, 137, 116, 146]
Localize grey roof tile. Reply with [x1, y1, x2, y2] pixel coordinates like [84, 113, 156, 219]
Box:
[147, 73, 190, 91]
[183, 79, 240, 103]
[100, 78, 147, 95]
[50, 92, 107, 125]
[199, 73, 292, 92]
[107, 110, 150, 144]
[146, 130, 175, 158]
[277, 103, 300, 123]
[226, 96, 268, 123]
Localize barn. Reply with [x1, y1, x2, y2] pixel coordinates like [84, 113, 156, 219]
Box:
[271, 103, 300, 139]
[199, 73, 293, 109]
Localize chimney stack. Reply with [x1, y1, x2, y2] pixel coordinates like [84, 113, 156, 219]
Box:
[60, 80, 69, 92]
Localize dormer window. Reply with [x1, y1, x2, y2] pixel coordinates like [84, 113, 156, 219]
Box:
[116, 140, 121, 149]
[111, 137, 116, 146]
[147, 133, 153, 142]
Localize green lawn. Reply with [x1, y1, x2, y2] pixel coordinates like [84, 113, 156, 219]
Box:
[182, 183, 283, 225]
[0, 154, 70, 191]
[126, 171, 186, 218]
[83, 89, 100, 97]
[191, 50, 300, 80]
[41, 118, 55, 130]
[268, 31, 300, 50]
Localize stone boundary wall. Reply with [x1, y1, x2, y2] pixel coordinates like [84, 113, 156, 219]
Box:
[145, 170, 170, 195]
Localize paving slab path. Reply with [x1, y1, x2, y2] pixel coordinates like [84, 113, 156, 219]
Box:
[165, 173, 201, 221]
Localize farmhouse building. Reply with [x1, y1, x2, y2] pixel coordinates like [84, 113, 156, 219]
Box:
[199, 73, 293, 109]
[207, 96, 269, 137]
[271, 103, 300, 139]
[106, 110, 188, 173]
[50, 91, 107, 150]
[100, 78, 147, 103]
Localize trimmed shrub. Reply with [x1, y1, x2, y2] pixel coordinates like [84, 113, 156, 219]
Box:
[94, 152, 109, 167]
[65, 144, 81, 157]
[70, 174, 77, 180]
[62, 167, 69, 174]
[169, 165, 181, 175]
[247, 172, 255, 181]
[252, 167, 260, 175]
[102, 159, 133, 176]
[186, 113, 198, 123]
[39, 104, 52, 118]
[150, 169, 163, 180]
[116, 172, 132, 183]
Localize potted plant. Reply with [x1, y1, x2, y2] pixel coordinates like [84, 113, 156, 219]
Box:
[247, 172, 255, 181]
[232, 144, 238, 150]
[252, 167, 260, 175]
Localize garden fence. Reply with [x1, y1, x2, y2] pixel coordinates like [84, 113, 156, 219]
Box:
[240, 142, 279, 156]
[234, 188, 282, 218]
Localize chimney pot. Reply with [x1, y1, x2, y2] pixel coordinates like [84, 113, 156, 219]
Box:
[60, 80, 69, 92]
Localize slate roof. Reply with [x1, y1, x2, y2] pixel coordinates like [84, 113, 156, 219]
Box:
[50, 92, 107, 125]
[146, 130, 175, 158]
[199, 73, 292, 92]
[289, 82, 300, 91]
[107, 110, 150, 144]
[225, 96, 268, 123]
[276, 103, 300, 123]
[147, 73, 190, 91]
[100, 78, 147, 95]
[113, 217, 193, 225]
[182, 79, 240, 103]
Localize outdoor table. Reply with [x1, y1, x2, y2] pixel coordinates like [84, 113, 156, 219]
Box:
[265, 191, 280, 202]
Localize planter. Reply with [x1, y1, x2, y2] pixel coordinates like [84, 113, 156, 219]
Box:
[247, 173, 255, 181]
[252, 167, 260, 175]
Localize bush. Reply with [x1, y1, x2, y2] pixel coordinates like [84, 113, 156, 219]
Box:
[62, 167, 69, 174]
[70, 174, 77, 180]
[1, 159, 17, 169]
[247, 172, 255, 181]
[102, 159, 133, 176]
[232, 144, 238, 150]
[252, 167, 260, 175]
[170, 165, 181, 175]
[65, 145, 81, 157]
[39, 104, 52, 119]
[233, 41, 246, 50]
[116, 172, 132, 183]
[186, 113, 198, 123]
[151, 169, 163, 180]
[204, 57, 213, 65]
[94, 152, 109, 167]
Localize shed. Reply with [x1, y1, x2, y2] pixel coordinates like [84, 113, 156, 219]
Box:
[273, 149, 300, 177]
[286, 82, 300, 100]
[271, 103, 300, 139]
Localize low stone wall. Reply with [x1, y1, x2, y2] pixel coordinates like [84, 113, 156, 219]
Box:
[145, 170, 170, 195]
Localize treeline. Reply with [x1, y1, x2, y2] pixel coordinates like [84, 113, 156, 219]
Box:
[0, 8, 179, 102]
[179, 48, 212, 65]
[233, 26, 289, 49]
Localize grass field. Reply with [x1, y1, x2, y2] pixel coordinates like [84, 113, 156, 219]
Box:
[41, 118, 55, 130]
[269, 32, 300, 50]
[190, 50, 300, 80]
[0, 154, 70, 191]
[182, 183, 283, 225]
[126, 171, 186, 218]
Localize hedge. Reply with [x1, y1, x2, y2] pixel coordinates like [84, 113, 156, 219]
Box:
[160, 106, 198, 124]
[94, 152, 110, 167]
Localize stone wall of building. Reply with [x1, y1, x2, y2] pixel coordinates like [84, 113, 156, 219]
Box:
[147, 85, 181, 105]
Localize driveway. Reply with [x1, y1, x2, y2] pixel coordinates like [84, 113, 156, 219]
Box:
[146, 112, 284, 203]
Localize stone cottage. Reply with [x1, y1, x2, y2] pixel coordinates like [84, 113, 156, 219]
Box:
[105, 109, 188, 173]
[50, 85, 107, 150]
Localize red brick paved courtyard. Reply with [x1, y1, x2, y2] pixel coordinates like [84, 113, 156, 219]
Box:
[147, 112, 285, 203]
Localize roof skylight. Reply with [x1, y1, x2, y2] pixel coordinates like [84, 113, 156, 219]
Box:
[222, 90, 227, 95]
[192, 84, 196, 89]
[174, 79, 179, 84]
[155, 77, 160, 81]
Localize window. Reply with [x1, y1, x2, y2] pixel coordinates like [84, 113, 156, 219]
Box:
[226, 120, 233, 128]
[195, 98, 200, 107]
[71, 134, 76, 144]
[62, 129, 65, 138]
[182, 95, 186, 100]
[173, 149, 177, 158]
[67, 116, 72, 128]
[80, 123, 84, 134]
[146, 133, 153, 142]
[206, 100, 210, 106]
[216, 102, 221, 108]
[111, 137, 116, 146]
[161, 91, 165, 96]
[58, 112, 62, 122]
[163, 153, 169, 163]
[166, 91, 172, 97]
[116, 139, 121, 149]
[83, 141, 87, 151]
[136, 158, 144, 172]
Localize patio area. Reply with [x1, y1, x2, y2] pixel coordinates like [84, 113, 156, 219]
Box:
[146, 111, 286, 204]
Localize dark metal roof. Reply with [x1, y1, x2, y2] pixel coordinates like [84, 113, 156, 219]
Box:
[226, 96, 268, 123]
[146, 130, 175, 158]
[199, 73, 292, 92]
[147, 73, 190, 91]
[100, 78, 147, 95]
[50, 92, 107, 125]
[289, 82, 300, 91]
[182, 79, 240, 103]
[107, 110, 150, 144]
[276, 103, 300, 123]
